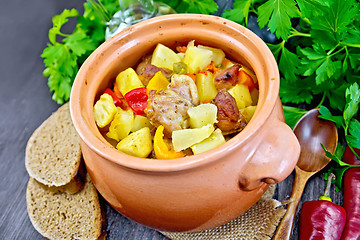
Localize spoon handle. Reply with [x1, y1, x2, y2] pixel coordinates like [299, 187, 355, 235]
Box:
[273, 166, 313, 240]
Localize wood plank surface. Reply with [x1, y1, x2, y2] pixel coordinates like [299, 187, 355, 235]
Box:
[0, 0, 343, 239]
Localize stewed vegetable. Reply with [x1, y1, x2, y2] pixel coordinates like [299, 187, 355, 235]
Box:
[93, 40, 259, 159]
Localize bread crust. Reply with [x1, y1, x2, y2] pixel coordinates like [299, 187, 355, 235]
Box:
[25, 102, 83, 192]
[26, 175, 103, 240]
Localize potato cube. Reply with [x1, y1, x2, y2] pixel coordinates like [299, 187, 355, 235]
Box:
[191, 128, 225, 155]
[240, 106, 257, 123]
[196, 71, 218, 103]
[151, 43, 181, 70]
[177, 52, 185, 61]
[228, 84, 252, 109]
[183, 45, 212, 73]
[106, 108, 134, 141]
[146, 71, 170, 92]
[198, 45, 225, 65]
[131, 115, 153, 132]
[116, 127, 153, 158]
[188, 103, 218, 128]
[116, 68, 144, 95]
[172, 124, 215, 152]
[93, 93, 117, 128]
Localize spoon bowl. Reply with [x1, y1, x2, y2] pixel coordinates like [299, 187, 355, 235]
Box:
[294, 109, 337, 172]
[274, 108, 338, 240]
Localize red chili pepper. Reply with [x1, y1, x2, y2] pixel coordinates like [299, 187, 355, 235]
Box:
[299, 173, 346, 240]
[124, 87, 148, 115]
[341, 146, 360, 240]
[104, 88, 127, 109]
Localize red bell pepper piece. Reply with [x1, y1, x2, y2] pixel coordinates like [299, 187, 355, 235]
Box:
[124, 87, 148, 115]
[104, 88, 127, 109]
[341, 147, 360, 240]
[299, 173, 346, 240]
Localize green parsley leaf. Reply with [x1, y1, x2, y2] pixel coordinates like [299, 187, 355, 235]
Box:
[222, 0, 255, 25]
[42, 0, 118, 104]
[172, 0, 218, 14]
[257, 0, 299, 40]
[279, 76, 313, 104]
[329, 166, 350, 191]
[327, 84, 347, 111]
[346, 119, 360, 148]
[343, 82, 360, 126]
[322, 143, 360, 190]
[63, 29, 97, 57]
[296, 0, 328, 18]
[318, 105, 344, 128]
[311, 0, 358, 43]
[283, 106, 307, 129]
[48, 9, 79, 45]
[298, 45, 341, 85]
[279, 46, 300, 82]
[322, 144, 349, 167]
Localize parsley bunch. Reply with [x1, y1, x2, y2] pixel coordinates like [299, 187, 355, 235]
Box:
[224, 0, 360, 112]
[319, 82, 360, 189]
[41, 0, 119, 104]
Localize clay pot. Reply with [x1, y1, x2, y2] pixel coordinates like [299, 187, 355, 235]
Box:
[70, 14, 300, 232]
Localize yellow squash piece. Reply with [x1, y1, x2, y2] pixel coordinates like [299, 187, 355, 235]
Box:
[131, 115, 153, 132]
[116, 127, 153, 158]
[183, 45, 213, 74]
[151, 43, 181, 70]
[172, 124, 215, 152]
[191, 128, 225, 155]
[146, 71, 170, 92]
[228, 84, 253, 109]
[187, 103, 218, 128]
[106, 108, 134, 141]
[154, 125, 184, 159]
[116, 67, 144, 95]
[196, 71, 218, 103]
[93, 93, 117, 128]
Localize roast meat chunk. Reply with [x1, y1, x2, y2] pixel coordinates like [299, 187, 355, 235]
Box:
[169, 74, 200, 105]
[211, 89, 247, 134]
[214, 64, 241, 90]
[136, 55, 172, 85]
[145, 89, 192, 137]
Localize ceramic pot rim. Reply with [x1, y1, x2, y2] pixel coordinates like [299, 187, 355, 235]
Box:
[70, 14, 280, 172]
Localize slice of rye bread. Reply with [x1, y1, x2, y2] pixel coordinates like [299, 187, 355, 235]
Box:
[26, 174, 105, 240]
[25, 102, 84, 193]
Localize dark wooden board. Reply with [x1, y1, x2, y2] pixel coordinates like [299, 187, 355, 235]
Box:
[0, 0, 343, 239]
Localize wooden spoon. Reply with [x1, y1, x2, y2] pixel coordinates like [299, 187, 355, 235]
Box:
[273, 108, 338, 240]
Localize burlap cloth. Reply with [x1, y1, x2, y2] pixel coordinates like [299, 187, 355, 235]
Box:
[161, 184, 285, 240]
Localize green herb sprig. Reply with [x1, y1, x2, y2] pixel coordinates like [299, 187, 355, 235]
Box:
[224, 0, 360, 112]
[318, 82, 360, 190]
[41, 0, 119, 104]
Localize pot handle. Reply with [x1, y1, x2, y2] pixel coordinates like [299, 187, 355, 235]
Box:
[238, 99, 300, 191]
